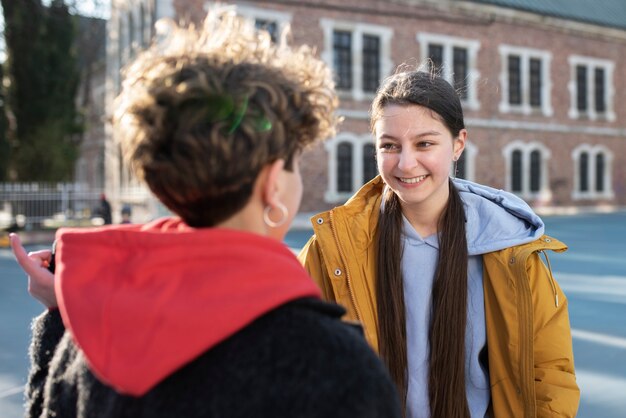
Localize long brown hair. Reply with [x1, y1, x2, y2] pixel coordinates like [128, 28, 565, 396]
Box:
[373, 71, 470, 418]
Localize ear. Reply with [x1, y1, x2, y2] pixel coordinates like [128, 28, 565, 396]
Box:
[261, 159, 285, 207]
[453, 129, 467, 161]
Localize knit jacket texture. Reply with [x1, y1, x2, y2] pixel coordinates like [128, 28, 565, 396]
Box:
[27, 299, 401, 418]
[298, 176, 580, 418]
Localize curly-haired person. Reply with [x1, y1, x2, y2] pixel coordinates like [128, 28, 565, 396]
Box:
[10, 8, 401, 418]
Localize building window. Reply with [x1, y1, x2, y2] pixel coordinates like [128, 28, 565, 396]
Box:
[529, 149, 541, 193]
[255, 19, 278, 42]
[529, 58, 542, 107]
[511, 150, 522, 192]
[568, 55, 615, 121]
[325, 133, 377, 201]
[362, 35, 380, 93]
[508, 56, 522, 106]
[595, 68, 606, 113]
[579, 152, 589, 192]
[321, 19, 393, 101]
[236, 6, 291, 45]
[428, 44, 444, 71]
[418, 33, 481, 110]
[572, 145, 614, 200]
[333, 31, 353, 90]
[595, 153, 605, 192]
[503, 141, 551, 200]
[576, 66, 587, 111]
[499, 45, 552, 116]
[453, 47, 468, 100]
[363, 143, 377, 183]
[337, 142, 353, 193]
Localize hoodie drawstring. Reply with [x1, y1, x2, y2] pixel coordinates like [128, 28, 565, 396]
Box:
[540, 250, 559, 308]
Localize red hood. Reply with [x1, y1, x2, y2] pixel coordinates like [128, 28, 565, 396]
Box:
[54, 218, 320, 396]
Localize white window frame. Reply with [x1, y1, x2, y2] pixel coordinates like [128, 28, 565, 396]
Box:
[417, 33, 481, 111]
[502, 140, 551, 200]
[234, 4, 292, 41]
[571, 144, 614, 200]
[320, 19, 393, 102]
[498, 45, 553, 116]
[325, 133, 375, 202]
[568, 55, 615, 122]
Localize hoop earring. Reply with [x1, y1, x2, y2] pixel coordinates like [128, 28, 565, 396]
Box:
[263, 202, 288, 228]
[451, 156, 459, 179]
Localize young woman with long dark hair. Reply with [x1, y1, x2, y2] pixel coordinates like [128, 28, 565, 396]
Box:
[300, 70, 579, 418]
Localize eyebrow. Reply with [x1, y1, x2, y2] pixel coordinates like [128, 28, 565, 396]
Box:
[378, 130, 442, 141]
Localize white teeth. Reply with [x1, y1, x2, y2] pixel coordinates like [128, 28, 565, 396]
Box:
[399, 175, 427, 184]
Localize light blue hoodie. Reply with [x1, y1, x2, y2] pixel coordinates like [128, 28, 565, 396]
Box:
[402, 179, 545, 418]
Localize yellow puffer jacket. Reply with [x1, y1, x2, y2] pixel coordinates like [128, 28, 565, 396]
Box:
[298, 177, 579, 417]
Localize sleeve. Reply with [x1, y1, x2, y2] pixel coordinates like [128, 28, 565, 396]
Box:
[26, 309, 66, 418]
[297, 235, 337, 303]
[529, 252, 580, 417]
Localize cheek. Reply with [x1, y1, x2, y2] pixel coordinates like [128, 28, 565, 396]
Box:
[377, 153, 395, 172]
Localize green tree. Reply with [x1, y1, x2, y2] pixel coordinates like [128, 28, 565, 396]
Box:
[1, 0, 81, 181]
[0, 63, 9, 181]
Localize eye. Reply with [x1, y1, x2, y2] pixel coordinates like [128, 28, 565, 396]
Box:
[379, 142, 399, 152]
[416, 141, 434, 148]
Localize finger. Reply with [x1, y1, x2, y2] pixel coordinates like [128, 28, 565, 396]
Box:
[27, 250, 53, 266]
[10, 234, 50, 275]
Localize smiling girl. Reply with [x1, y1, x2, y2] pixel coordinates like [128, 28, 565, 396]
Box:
[300, 70, 579, 418]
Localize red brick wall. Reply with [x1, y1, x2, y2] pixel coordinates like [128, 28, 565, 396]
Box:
[173, 0, 626, 211]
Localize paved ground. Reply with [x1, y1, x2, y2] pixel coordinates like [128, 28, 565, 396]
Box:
[1, 211, 625, 416]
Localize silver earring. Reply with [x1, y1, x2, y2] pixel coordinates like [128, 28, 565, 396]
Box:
[263, 202, 288, 228]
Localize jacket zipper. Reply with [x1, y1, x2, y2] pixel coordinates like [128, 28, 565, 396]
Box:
[328, 210, 363, 323]
[515, 247, 537, 418]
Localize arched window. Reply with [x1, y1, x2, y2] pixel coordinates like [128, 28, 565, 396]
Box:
[595, 153, 605, 192]
[579, 152, 589, 192]
[572, 144, 613, 200]
[337, 142, 353, 193]
[511, 150, 522, 193]
[529, 149, 541, 193]
[325, 134, 376, 202]
[363, 143, 377, 183]
[503, 141, 551, 200]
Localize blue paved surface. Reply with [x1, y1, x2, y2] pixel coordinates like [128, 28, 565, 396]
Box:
[1, 211, 625, 416]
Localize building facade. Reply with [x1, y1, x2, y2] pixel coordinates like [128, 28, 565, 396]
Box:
[104, 0, 626, 221]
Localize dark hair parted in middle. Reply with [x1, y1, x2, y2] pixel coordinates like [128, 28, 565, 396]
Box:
[371, 70, 470, 418]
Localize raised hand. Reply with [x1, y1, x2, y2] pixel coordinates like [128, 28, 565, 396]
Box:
[10, 233, 58, 308]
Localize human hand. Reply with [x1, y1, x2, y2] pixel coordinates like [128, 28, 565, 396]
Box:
[9, 233, 58, 308]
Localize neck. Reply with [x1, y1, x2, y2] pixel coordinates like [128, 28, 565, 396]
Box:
[400, 190, 450, 238]
[216, 202, 267, 236]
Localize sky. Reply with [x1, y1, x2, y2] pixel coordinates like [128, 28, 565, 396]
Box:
[0, 0, 110, 62]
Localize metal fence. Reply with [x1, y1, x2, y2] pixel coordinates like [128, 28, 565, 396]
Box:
[0, 183, 105, 230]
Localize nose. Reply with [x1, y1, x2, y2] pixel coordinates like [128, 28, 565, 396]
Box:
[397, 148, 418, 172]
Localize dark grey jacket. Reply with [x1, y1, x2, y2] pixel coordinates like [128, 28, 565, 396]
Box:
[26, 298, 401, 418]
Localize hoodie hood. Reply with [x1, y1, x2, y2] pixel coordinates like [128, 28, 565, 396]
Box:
[453, 178, 544, 255]
[54, 217, 320, 396]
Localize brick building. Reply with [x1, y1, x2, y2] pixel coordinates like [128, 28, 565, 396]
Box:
[106, 0, 626, 220]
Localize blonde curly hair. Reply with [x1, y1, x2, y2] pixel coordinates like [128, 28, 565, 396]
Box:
[114, 7, 339, 227]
